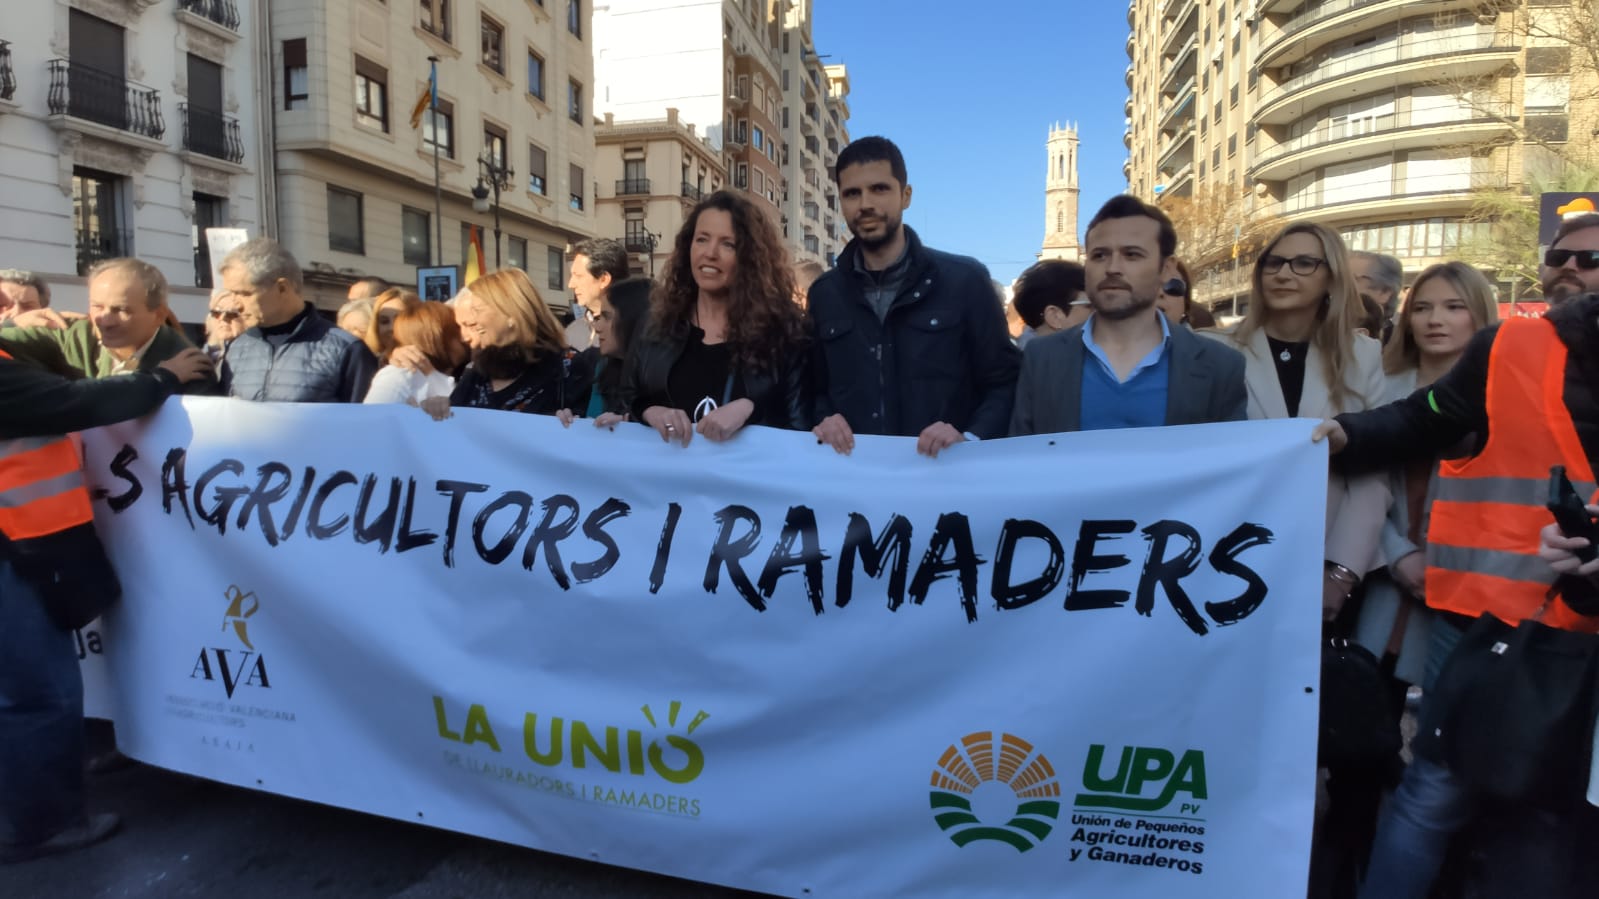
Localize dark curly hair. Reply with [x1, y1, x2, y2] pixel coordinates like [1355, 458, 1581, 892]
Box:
[652, 190, 807, 374]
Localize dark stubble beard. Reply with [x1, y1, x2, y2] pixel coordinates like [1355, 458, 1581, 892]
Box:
[1092, 292, 1158, 322]
[851, 212, 903, 252]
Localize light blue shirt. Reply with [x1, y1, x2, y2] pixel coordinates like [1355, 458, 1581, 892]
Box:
[1081, 311, 1171, 384]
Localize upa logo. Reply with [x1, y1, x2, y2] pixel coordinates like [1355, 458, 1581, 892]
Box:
[1074, 744, 1208, 816]
[190, 585, 271, 699]
[929, 732, 1061, 852]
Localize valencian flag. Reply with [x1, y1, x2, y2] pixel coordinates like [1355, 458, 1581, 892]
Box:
[465, 225, 485, 284]
[409, 65, 437, 130]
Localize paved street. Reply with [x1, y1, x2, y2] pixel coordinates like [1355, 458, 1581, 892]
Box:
[1, 754, 767, 899]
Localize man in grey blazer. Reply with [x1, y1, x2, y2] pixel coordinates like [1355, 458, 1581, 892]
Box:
[1010, 195, 1247, 436]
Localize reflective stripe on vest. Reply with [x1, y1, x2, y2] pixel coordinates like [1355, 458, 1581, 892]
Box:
[1423, 317, 1599, 632]
[0, 349, 96, 540]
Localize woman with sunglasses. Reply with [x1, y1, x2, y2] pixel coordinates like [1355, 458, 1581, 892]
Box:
[608, 191, 809, 444]
[203, 287, 247, 363]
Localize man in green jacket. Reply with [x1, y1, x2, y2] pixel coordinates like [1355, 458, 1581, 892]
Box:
[0, 258, 217, 395]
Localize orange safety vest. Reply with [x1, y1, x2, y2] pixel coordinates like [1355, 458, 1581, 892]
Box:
[1425, 317, 1599, 633]
[0, 349, 95, 540]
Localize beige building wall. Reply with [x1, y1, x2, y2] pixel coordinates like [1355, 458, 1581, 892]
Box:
[1126, 0, 1578, 308]
[269, 0, 596, 313]
[593, 109, 727, 278]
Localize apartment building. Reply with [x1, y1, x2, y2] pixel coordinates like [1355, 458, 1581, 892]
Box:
[1126, 0, 1578, 308]
[593, 0, 849, 266]
[779, 1, 850, 266]
[592, 108, 726, 278]
[269, 0, 596, 311]
[0, 0, 271, 321]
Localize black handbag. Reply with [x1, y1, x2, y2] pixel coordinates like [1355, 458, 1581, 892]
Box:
[1319, 635, 1403, 769]
[3, 522, 122, 632]
[1415, 611, 1599, 807]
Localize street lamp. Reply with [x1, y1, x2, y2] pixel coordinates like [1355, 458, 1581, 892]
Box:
[471, 150, 514, 269]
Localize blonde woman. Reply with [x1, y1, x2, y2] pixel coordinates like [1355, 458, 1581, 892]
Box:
[362, 288, 421, 362]
[1353, 262, 1499, 689]
[1222, 221, 1390, 620]
[424, 269, 590, 419]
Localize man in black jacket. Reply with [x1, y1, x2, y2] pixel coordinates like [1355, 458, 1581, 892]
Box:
[808, 137, 1019, 457]
[0, 346, 212, 864]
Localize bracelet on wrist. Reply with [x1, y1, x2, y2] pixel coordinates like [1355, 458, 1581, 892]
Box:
[1324, 561, 1361, 587]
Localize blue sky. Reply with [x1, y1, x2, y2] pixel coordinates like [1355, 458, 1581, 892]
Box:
[813, 0, 1130, 285]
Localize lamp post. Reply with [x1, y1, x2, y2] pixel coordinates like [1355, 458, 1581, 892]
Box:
[471, 150, 514, 268]
[642, 230, 659, 278]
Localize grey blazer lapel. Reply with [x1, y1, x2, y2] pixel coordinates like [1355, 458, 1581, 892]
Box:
[1165, 327, 1211, 425]
[1053, 331, 1085, 433]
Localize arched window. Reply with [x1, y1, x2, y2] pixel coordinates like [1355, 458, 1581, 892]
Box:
[1056, 206, 1065, 234]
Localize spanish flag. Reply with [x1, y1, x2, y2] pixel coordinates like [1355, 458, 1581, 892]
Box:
[464, 225, 485, 285]
[409, 66, 436, 130]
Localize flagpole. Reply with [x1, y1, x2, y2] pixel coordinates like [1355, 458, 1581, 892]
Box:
[429, 56, 442, 267]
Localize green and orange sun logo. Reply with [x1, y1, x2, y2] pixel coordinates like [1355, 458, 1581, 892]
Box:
[929, 731, 1061, 852]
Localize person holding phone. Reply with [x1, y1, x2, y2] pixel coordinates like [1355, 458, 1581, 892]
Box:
[1314, 253, 1599, 898]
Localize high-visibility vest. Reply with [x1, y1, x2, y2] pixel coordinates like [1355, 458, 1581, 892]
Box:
[1425, 317, 1599, 632]
[0, 349, 95, 541]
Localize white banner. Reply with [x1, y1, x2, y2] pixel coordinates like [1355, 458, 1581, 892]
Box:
[78, 399, 1324, 897]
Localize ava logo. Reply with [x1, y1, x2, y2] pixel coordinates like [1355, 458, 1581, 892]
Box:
[1074, 744, 1208, 815]
[190, 585, 271, 699]
[929, 731, 1061, 852]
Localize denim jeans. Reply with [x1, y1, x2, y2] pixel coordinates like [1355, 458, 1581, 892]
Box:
[0, 557, 87, 847]
[1357, 755, 1475, 899]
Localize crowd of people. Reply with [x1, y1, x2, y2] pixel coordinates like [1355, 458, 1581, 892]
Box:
[2, 133, 1598, 898]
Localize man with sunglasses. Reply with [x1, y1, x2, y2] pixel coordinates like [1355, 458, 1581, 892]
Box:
[1542, 213, 1599, 304]
[0, 258, 216, 396]
[1314, 212, 1599, 899]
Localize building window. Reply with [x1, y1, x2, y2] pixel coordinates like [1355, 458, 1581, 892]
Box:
[1229, 83, 1239, 108]
[420, 0, 451, 41]
[1228, 134, 1237, 156]
[569, 163, 585, 210]
[1526, 47, 1572, 75]
[192, 193, 226, 288]
[568, 79, 583, 124]
[73, 168, 127, 276]
[529, 143, 548, 194]
[423, 101, 454, 158]
[735, 162, 747, 188]
[547, 246, 564, 291]
[527, 50, 545, 100]
[284, 38, 308, 110]
[752, 126, 764, 151]
[567, 0, 582, 38]
[354, 57, 389, 131]
[481, 15, 504, 73]
[402, 207, 430, 266]
[1526, 113, 1569, 143]
[508, 236, 527, 271]
[327, 186, 364, 255]
[484, 123, 507, 170]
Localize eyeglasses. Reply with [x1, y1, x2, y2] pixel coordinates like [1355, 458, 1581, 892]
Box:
[1260, 254, 1327, 276]
[583, 307, 611, 323]
[1544, 248, 1599, 270]
[208, 309, 243, 322]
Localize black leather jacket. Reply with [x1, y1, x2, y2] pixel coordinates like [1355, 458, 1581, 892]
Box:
[621, 326, 811, 431]
[806, 226, 1019, 438]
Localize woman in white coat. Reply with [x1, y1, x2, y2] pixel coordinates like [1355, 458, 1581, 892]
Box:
[1223, 221, 1390, 618]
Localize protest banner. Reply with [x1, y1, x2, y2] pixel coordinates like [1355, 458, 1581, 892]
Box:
[79, 399, 1323, 897]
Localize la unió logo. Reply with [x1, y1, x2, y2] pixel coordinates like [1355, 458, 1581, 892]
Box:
[929, 732, 1061, 852]
[189, 585, 271, 699]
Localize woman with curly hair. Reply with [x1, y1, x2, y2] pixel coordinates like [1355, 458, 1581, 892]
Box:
[611, 190, 809, 443]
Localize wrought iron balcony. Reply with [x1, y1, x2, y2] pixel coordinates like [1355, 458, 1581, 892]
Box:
[615, 178, 651, 196]
[48, 59, 165, 140]
[177, 0, 241, 32]
[623, 226, 655, 254]
[76, 228, 133, 276]
[0, 42, 15, 102]
[182, 104, 244, 164]
[681, 182, 702, 201]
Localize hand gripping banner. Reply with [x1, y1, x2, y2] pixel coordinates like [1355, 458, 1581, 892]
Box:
[78, 398, 1325, 897]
